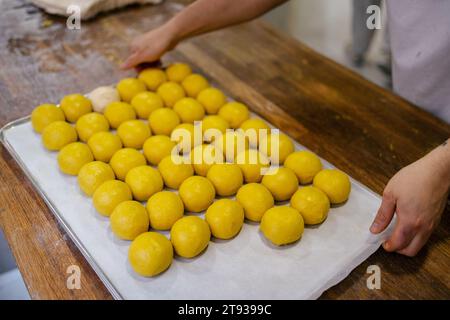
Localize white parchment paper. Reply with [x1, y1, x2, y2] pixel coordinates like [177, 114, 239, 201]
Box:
[2, 120, 391, 299]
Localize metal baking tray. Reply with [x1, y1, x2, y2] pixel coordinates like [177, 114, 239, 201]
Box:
[0, 111, 390, 300]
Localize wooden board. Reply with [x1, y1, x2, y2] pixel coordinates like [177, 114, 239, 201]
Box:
[0, 0, 449, 299]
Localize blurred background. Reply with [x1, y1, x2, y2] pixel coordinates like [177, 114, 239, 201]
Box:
[263, 0, 390, 88]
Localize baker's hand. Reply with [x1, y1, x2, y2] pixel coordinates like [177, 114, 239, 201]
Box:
[121, 25, 178, 70]
[370, 143, 450, 256]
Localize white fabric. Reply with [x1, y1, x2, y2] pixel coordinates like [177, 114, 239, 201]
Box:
[30, 0, 163, 20]
[387, 0, 450, 124]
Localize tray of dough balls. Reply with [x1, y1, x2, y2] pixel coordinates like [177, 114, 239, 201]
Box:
[0, 63, 388, 299]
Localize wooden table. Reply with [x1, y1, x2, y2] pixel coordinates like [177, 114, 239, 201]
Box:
[0, 0, 449, 300]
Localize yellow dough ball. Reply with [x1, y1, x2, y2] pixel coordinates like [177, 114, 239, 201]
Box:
[93, 180, 132, 216]
[218, 102, 250, 129]
[158, 155, 194, 189]
[290, 186, 330, 225]
[143, 135, 176, 165]
[206, 163, 243, 196]
[284, 151, 323, 184]
[147, 191, 184, 230]
[173, 97, 205, 123]
[128, 232, 173, 277]
[259, 133, 295, 165]
[116, 78, 147, 102]
[57, 142, 93, 175]
[235, 149, 270, 183]
[197, 87, 227, 114]
[31, 104, 65, 133]
[110, 201, 149, 240]
[215, 130, 249, 162]
[77, 161, 115, 196]
[104, 101, 136, 129]
[182, 74, 209, 98]
[313, 169, 351, 204]
[179, 176, 215, 212]
[170, 216, 210, 258]
[131, 91, 164, 119]
[148, 108, 180, 136]
[88, 132, 123, 163]
[60, 94, 92, 123]
[205, 199, 244, 240]
[42, 121, 77, 151]
[236, 183, 274, 222]
[261, 167, 298, 201]
[202, 115, 230, 137]
[260, 206, 304, 246]
[117, 120, 151, 149]
[75, 112, 110, 142]
[166, 63, 192, 83]
[191, 144, 224, 176]
[138, 68, 167, 91]
[125, 165, 163, 201]
[157, 81, 186, 108]
[109, 148, 147, 181]
[239, 118, 271, 146]
[172, 123, 200, 153]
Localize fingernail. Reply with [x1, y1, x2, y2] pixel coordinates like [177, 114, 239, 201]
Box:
[383, 241, 390, 250]
[370, 222, 379, 233]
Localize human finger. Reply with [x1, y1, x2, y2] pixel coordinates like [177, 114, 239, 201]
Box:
[370, 191, 396, 234]
[382, 218, 417, 252]
[396, 230, 432, 257]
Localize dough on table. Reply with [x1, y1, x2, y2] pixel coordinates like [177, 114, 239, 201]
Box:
[30, 0, 163, 20]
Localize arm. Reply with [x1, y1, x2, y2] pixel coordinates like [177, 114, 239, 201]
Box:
[370, 139, 450, 256]
[121, 0, 287, 69]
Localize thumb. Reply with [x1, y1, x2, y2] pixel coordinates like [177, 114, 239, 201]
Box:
[370, 191, 396, 234]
